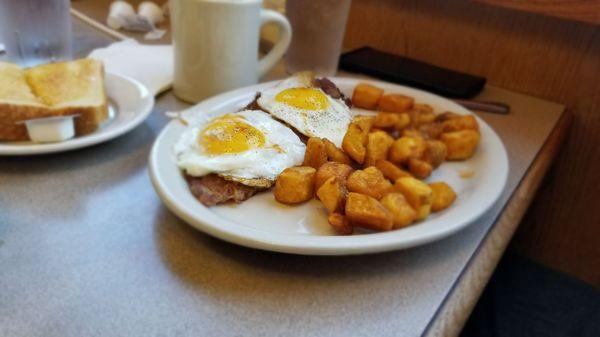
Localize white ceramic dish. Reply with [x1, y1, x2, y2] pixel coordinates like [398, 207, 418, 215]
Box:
[149, 77, 509, 255]
[0, 72, 154, 155]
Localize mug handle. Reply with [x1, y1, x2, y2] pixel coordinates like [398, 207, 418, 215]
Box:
[258, 9, 292, 78]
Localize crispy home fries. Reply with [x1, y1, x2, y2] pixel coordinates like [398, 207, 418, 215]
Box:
[174, 73, 480, 235]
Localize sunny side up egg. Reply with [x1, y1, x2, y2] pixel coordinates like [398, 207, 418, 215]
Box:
[257, 73, 352, 147]
[174, 110, 306, 187]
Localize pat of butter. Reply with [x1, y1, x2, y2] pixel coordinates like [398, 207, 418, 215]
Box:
[22, 115, 78, 143]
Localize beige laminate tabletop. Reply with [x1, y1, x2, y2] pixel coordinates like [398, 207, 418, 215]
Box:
[0, 15, 568, 337]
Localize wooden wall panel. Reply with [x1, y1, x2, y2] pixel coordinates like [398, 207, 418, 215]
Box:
[476, 0, 600, 25]
[343, 0, 600, 285]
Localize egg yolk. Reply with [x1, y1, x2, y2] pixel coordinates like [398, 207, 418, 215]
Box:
[275, 87, 329, 110]
[199, 116, 265, 155]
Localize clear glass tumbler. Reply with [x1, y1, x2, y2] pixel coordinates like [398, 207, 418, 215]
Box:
[0, 0, 73, 67]
[285, 0, 352, 76]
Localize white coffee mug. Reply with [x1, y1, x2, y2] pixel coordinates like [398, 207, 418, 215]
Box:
[171, 0, 292, 103]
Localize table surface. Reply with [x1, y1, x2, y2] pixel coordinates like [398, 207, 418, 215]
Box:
[0, 17, 566, 337]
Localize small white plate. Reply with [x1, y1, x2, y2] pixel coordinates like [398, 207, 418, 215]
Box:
[0, 72, 154, 155]
[149, 77, 509, 255]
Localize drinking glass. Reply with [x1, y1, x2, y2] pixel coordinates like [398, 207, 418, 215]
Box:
[0, 0, 73, 67]
[285, 0, 352, 76]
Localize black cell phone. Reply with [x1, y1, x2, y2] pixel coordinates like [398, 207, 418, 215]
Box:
[339, 47, 486, 98]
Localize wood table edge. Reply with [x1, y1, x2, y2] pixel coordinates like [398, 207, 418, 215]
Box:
[423, 110, 573, 337]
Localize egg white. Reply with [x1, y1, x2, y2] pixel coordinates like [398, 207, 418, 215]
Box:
[257, 74, 352, 147]
[174, 110, 306, 186]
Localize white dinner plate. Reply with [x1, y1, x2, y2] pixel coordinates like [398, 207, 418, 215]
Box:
[149, 77, 509, 255]
[0, 72, 154, 155]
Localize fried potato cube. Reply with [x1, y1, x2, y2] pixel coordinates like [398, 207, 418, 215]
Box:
[317, 176, 346, 213]
[440, 129, 480, 160]
[435, 111, 461, 123]
[373, 111, 401, 129]
[442, 115, 479, 133]
[347, 166, 393, 200]
[413, 112, 436, 127]
[401, 128, 423, 138]
[365, 130, 394, 167]
[389, 136, 426, 164]
[423, 140, 447, 168]
[352, 83, 384, 110]
[323, 138, 352, 164]
[413, 103, 434, 114]
[314, 161, 354, 190]
[303, 137, 328, 169]
[430, 182, 457, 212]
[345, 192, 393, 231]
[395, 113, 411, 131]
[419, 112, 437, 125]
[274, 166, 316, 204]
[328, 213, 353, 235]
[342, 115, 374, 164]
[355, 115, 375, 134]
[375, 160, 413, 181]
[408, 103, 435, 118]
[394, 177, 432, 220]
[378, 94, 414, 113]
[380, 193, 417, 229]
[407, 158, 433, 180]
[418, 123, 444, 140]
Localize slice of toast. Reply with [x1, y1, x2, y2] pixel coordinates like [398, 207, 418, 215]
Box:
[0, 62, 53, 140]
[25, 59, 108, 136]
[0, 59, 108, 141]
